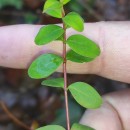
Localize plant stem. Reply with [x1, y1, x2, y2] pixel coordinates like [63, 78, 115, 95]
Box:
[0, 101, 31, 130]
[62, 8, 70, 130]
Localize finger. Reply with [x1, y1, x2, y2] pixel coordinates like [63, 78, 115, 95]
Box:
[0, 25, 43, 68]
[80, 101, 122, 130]
[80, 89, 130, 130]
[0, 24, 99, 73]
[0, 23, 99, 73]
[0, 22, 130, 83]
[93, 22, 130, 83]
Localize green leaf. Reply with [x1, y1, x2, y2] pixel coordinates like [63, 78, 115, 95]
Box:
[43, 0, 62, 18]
[67, 50, 94, 63]
[71, 123, 95, 130]
[60, 0, 70, 5]
[68, 82, 102, 109]
[63, 12, 84, 32]
[66, 34, 100, 58]
[36, 125, 65, 130]
[35, 25, 64, 45]
[28, 54, 63, 79]
[56, 34, 64, 41]
[42, 78, 64, 88]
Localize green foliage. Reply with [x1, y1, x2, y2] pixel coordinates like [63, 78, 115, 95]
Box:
[35, 25, 64, 45]
[66, 34, 100, 58]
[71, 123, 95, 130]
[68, 82, 102, 109]
[28, 0, 102, 129]
[60, 0, 70, 5]
[56, 35, 64, 41]
[67, 50, 94, 63]
[0, 0, 23, 9]
[42, 78, 64, 88]
[43, 0, 63, 18]
[36, 125, 65, 130]
[28, 54, 63, 79]
[63, 12, 84, 32]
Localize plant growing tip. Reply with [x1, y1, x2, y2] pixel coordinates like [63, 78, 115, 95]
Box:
[43, 0, 63, 18]
[28, 0, 102, 130]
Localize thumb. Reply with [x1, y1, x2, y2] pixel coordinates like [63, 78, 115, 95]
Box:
[80, 88, 130, 130]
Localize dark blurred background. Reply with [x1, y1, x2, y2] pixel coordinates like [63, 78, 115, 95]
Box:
[0, 0, 130, 130]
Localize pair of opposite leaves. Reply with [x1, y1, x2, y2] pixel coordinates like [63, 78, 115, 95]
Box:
[28, 9, 100, 79]
[36, 0, 100, 62]
[28, 0, 101, 130]
[28, 0, 102, 110]
[30, 0, 100, 77]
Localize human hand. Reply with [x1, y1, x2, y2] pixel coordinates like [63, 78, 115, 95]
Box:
[0, 22, 130, 130]
[80, 88, 130, 130]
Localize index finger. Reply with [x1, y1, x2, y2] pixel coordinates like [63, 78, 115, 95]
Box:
[0, 22, 130, 83]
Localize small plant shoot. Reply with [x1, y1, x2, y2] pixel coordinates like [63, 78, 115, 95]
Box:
[28, 0, 102, 130]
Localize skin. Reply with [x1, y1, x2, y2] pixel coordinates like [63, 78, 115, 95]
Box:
[0, 22, 130, 129]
